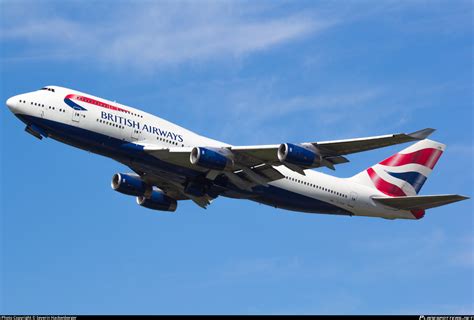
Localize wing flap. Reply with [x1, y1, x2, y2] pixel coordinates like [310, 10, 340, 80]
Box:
[230, 145, 279, 167]
[252, 164, 285, 181]
[236, 164, 285, 186]
[372, 194, 469, 210]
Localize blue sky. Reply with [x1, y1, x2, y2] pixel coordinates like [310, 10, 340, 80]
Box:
[1, 0, 473, 315]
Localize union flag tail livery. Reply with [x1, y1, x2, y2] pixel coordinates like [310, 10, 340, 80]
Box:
[351, 139, 445, 197]
[348, 139, 467, 220]
[6, 86, 469, 220]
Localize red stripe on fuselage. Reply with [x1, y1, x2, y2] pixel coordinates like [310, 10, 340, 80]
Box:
[379, 148, 442, 169]
[65, 94, 130, 114]
[367, 167, 407, 197]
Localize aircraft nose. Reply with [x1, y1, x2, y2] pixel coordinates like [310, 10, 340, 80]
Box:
[6, 96, 17, 112]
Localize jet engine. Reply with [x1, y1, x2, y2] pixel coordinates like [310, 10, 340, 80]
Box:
[136, 190, 177, 212]
[190, 147, 234, 170]
[277, 143, 322, 167]
[111, 173, 152, 197]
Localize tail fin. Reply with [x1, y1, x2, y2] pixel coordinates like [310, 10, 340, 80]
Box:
[349, 139, 446, 196]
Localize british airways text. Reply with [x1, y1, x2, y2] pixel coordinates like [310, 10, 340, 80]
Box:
[101, 111, 184, 142]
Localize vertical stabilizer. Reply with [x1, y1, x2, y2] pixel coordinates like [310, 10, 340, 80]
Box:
[349, 139, 445, 197]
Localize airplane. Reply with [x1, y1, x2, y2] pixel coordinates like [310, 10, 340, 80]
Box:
[5, 86, 469, 220]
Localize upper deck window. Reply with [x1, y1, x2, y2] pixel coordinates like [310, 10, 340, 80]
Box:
[40, 87, 55, 92]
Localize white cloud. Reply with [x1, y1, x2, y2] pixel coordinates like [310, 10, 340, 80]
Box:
[2, 1, 470, 71]
[1, 2, 335, 70]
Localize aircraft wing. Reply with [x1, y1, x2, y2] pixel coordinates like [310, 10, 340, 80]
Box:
[141, 128, 435, 186]
[143, 145, 285, 187]
[128, 162, 216, 209]
[144, 146, 198, 169]
[229, 128, 435, 171]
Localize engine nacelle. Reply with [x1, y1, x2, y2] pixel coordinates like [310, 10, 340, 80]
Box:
[111, 173, 152, 197]
[190, 147, 234, 170]
[136, 190, 177, 212]
[277, 143, 322, 167]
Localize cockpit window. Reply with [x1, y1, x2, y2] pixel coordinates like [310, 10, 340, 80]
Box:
[40, 87, 55, 92]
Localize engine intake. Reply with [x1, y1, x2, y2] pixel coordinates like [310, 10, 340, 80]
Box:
[136, 190, 177, 212]
[277, 143, 322, 167]
[111, 173, 152, 197]
[190, 147, 233, 170]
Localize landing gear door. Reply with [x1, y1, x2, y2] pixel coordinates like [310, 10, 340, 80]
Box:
[72, 111, 81, 123]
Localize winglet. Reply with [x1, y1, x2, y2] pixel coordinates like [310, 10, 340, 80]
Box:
[408, 128, 436, 140]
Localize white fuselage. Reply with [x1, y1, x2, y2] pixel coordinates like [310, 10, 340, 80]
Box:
[6, 86, 416, 219]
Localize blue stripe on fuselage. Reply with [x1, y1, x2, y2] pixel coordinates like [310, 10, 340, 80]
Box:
[64, 98, 87, 111]
[252, 184, 352, 215]
[15, 114, 201, 179]
[16, 114, 351, 215]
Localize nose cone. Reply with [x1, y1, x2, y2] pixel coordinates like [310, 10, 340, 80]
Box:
[6, 96, 16, 112]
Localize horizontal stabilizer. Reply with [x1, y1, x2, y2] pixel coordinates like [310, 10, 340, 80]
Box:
[372, 194, 469, 210]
